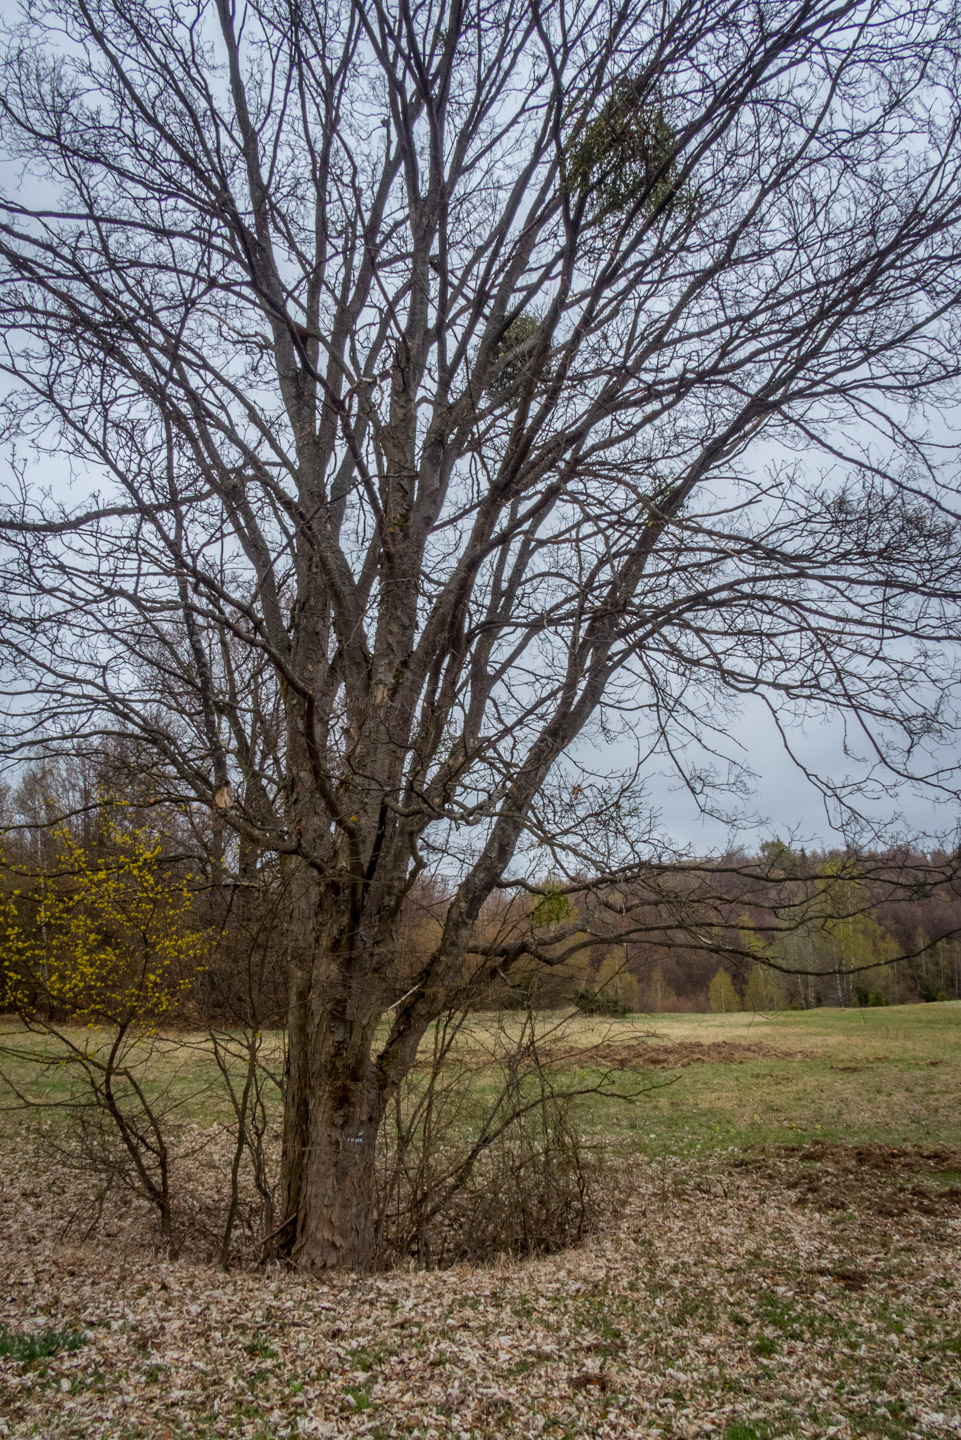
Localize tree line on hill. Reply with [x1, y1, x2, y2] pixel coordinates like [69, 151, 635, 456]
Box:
[2, 760, 958, 1027]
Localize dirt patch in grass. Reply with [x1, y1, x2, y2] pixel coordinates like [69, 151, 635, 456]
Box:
[733, 1140, 961, 1220]
[553, 1036, 799, 1070]
[414, 1033, 798, 1077]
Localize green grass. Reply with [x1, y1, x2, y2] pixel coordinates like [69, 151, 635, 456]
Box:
[561, 1001, 961, 1158]
[344, 1382, 373, 1412]
[434, 1000, 961, 1160]
[0, 1022, 285, 1130]
[1, 1002, 958, 1160]
[0, 1325, 85, 1361]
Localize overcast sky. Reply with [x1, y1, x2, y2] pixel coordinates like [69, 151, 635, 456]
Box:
[633, 693, 960, 855]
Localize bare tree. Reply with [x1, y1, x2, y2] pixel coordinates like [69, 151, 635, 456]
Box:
[1, 0, 961, 1269]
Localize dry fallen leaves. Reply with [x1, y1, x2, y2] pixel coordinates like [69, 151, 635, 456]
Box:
[0, 1131, 958, 1440]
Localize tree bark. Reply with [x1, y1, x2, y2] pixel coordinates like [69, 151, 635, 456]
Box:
[279, 863, 393, 1270]
[291, 1048, 384, 1271]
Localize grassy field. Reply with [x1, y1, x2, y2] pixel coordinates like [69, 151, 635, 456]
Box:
[0, 1003, 957, 1440]
[2, 1001, 959, 1155]
[574, 1001, 961, 1157]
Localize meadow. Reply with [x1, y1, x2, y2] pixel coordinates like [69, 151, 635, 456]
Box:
[3, 1000, 958, 1150]
[0, 1003, 957, 1439]
[567, 1002, 961, 1156]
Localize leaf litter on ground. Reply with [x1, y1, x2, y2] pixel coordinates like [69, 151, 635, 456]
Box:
[0, 1125, 958, 1440]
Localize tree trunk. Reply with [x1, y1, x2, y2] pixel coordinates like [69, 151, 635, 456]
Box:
[279, 951, 312, 1255]
[278, 868, 315, 1255]
[291, 1059, 384, 1271]
[281, 1007, 387, 1270]
[278, 872, 392, 1271]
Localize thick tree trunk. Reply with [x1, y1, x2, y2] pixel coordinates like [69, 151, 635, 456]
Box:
[281, 1011, 388, 1270]
[291, 1060, 385, 1271]
[278, 871, 392, 1271]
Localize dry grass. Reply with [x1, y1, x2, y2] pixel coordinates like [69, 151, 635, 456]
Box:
[557, 1002, 961, 1158]
[3, 1001, 956, 1147]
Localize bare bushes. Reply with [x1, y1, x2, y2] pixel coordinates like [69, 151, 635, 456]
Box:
[0, 1023, 284, 1262]
[0, 821, 637, 1270]
[0, 808, 293, 1261]
[0, 814, 636, 1269]
[2, 1025, 181, 1242]
[375, 1009, 636, 1268]
[0, 1006, 641, 1271]
[209, 1027, 281, 1266]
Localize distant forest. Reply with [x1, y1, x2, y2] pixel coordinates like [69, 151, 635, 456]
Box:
[2, 763, 959, 1026]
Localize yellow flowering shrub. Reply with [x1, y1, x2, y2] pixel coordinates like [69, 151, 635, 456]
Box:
[0, 811, 206, 1027]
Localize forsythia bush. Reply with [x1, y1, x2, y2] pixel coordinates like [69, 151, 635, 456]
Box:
[0, 813, 206, 1027]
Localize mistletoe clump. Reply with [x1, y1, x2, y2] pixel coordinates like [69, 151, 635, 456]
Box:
[486, 312, 543, 401]
[564, 78, 681, 224]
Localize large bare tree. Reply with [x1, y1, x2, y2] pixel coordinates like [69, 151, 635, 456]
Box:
[1, 0, 961, 1269]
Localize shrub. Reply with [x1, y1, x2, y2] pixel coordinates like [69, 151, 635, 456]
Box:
[0, 817, 213, 1247]
[376, 1009, 632, 1267]
[0, 812, 206, 1027]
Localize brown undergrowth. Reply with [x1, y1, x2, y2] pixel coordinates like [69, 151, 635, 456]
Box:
[734, 1141, 961, 1219]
